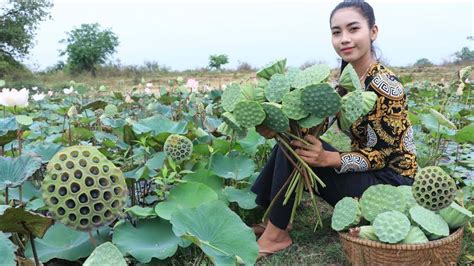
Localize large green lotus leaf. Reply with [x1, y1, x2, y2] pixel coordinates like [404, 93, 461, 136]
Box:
[210, 154, 255, 180]
[171, 201, 258, 265]
[223, 187, 257, 209]
[429, 109, 457, 129]
[155, 182, 218, 220]
[112, 218, 184, 263]
[135, 114, 187, 135]
[83, 242, 126, 266]
[82, 100, 108, 111]
[454, 123, 474, 143]
[0, 117, 18, 146]
[0, 205, 53, 238]
[24, 223, 111, 262]
[125, 206, 156, 218]
[419, 113, 456, 136]
[23, 143, 62, 163]
[183, 169, 227, 202]
[6, 180, 41, 202]
[236, 128, 265, 156]
[0, 232, 16, 266]
[0, 154, 42, 190]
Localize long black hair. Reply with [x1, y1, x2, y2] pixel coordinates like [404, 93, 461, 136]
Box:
[330, 0, 377, 74]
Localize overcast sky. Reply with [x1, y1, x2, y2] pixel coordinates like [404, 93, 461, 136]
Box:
[17, 0, 474, 71]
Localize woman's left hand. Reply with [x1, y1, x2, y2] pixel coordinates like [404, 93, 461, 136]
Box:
[291, 135, 341, 168]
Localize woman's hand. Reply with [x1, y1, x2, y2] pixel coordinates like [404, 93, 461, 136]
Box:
[256, 124, 277, 139]
[291, 135, 341, 168]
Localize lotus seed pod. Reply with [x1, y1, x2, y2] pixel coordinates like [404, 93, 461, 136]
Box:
[285, 67, 302, 88]
[241, 84, 265, 102]
[338, 63, 362, 92]
[261, 103, 289, 133]
[233, 100, 266, 128]
[397, 185, 418, 214]
[264, 73, 290, 103]
[163, 134, 193, 163]
[297, 114, 325, 129]
[409, 205, 449, 240]
[412, 166, 457, 211]
[256, 58, 287, 80]
[292, 64, 331, 89]
[42, 145, 127, 231]
[217, 122, 247, 138]
[221, 112, 245, 133]
[373, 211, 411, 244]
[360, 184, 406, 222]
[281, 89, 309, 120]
[301, 83, 341, 118]
[358, 226, 379, 241]
[221, 83, 244, 112]
[339, 90, 377, 131]
[331, 197, 361, 231]
[439, 201, 473, 229]
[401, 226, 429, 244]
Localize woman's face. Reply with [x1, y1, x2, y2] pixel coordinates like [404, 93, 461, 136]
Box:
[330, 7, 378, 64]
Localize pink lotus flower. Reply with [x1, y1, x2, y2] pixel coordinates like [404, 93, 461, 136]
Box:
[186, 79, 199, 92]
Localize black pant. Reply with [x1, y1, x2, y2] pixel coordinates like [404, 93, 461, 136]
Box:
[250, 140, 414, 230]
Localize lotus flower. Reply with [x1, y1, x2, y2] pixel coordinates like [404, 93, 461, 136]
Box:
[186, 79, 199, 92]
[146, 83, 153, 88]
[32, 87, 38, 91]
[0, 88, 29, 107]
[48, 91, 54, 97]
[144, 87, 153, 96]
[125, 94, 134, 103]
[32, 93, 46, 102]
[63, 86, 75, 94]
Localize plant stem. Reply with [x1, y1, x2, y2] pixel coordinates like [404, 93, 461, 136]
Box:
[19, 185, 22, 203]
[88, 231, 97, 247]
[22, 222, 39, 266]
[5, 187, 8, 204]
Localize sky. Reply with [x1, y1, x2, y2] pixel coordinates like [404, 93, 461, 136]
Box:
[13, 0, 474, 71]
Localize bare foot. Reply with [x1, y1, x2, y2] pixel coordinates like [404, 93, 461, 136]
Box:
[257, 220, 293, 259]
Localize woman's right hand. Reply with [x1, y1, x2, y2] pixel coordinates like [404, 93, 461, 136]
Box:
[256, 124, 277, 139]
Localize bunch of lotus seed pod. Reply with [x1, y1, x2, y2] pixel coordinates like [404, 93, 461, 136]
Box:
[163, 134, 193, 163]
[218, 58, 377, 229]
[331, 168, 472, 244]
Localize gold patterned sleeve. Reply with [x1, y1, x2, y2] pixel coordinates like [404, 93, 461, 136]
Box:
[335, 70, 411, 174]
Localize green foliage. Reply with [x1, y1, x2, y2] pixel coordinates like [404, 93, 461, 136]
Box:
[60, 23, 119, 76]
[208, 54, 229, 70]
[454, 46, 474, 62]
[413, 58, 433, 67]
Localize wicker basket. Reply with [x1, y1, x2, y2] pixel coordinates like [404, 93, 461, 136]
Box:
[338, 227, 464, 265]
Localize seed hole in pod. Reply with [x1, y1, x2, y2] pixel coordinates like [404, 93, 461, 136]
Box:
[58, 187, 67, 196]
[66, 199, 76, 209]
[51, 174, 58, 180]
[70, 182, 80, 193]
[50, 197, 59, 205]
[113, 187, 122, 195]
[74, 170, 82, 179]
[437, 177, 442, 182]
[428, 179, 434, 184]
[103, 191, 112, 201]
[420, 198, 425, 203]
[69, 214, 77, 221]
[80, 219, 88, 226]
[102, 165, 109, 173]
[61, 173, 69, 182]
[82, 151, 91, 157]
[80, 206, 90, 215]
[431, 191, 437, 197]
[110, 175, 117, 183]
[104, 210, 112, 218]
[79, 159, 87, 167]
[111, 200, 119, 208]
[92, 215, 101, 224]
[437, 189, 443, 194]
[79, 193, 88, 203]
[421, 180, 427, 185]
[414, 187, 419, 191]
[90, 166, 99, 175]
[444, 190, 449, 195]
[59, 154, 67, 161]
[66, 161, 74, 169]
[85, 177, 94, 187]
[57, 207, 65, 215]
[427, 185, 432, 191]
[426, 169, 432, 173]
[442, 183, 447, 188]
[47, 185, 55, 193]
[54, 164, 61, 170]
[420, 188, 425, 193]
[94, 203, 104, 212]
[433, 198, 438, 202]
[431, 173, 436, 178]
[92, 157, 100, 163]
[434, 183, 439, 188]
[99, 178, 109, 187]
[71, 150, 79, 158]
[90, 189, 100, 199]
[438, 202, 443, 207]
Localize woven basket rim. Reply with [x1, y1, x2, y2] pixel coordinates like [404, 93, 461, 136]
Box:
[338, 227, 463, 250]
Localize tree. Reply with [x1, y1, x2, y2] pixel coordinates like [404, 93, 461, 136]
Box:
[60, 23, 119, 76]
[413, 58, 433, 67]
[208, 54, 229, 71]
[454, 47, 474, 63]
[0, 0, 52, 77]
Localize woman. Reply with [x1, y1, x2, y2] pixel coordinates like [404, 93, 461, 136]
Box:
[251, 0, 417, 258]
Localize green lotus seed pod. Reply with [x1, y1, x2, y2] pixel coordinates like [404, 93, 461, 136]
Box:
[373, 210, 411, 244]
[261, 102, 289, 133]
[264, 73, 290, 103]
[409, 205, 449, 240]
[221, 112, 245, 133]
[221, 83, 244, 112]
[360, 184, 406, 222]
[241, 84, 265, 102]
[233, 100, 266, 128]
[397, 185, 418, 214]
[401, 226, 429, 244]
[292, 64, 331, 89]
[281, 89, 309, 120]
[358, 225, 379, 241]
[42, 145, 128, 231]
[297, 114, 325, 129]
[338, 64, 362, 92]
[256, 58, 287, 80]
[301, 83, 341, 118]
[412, 166, 457, 211]
[164, 134, 193, 163]
[339, 90, 377, 131]
[331, 197, 361, 231]
[439, 201, 473, 229]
